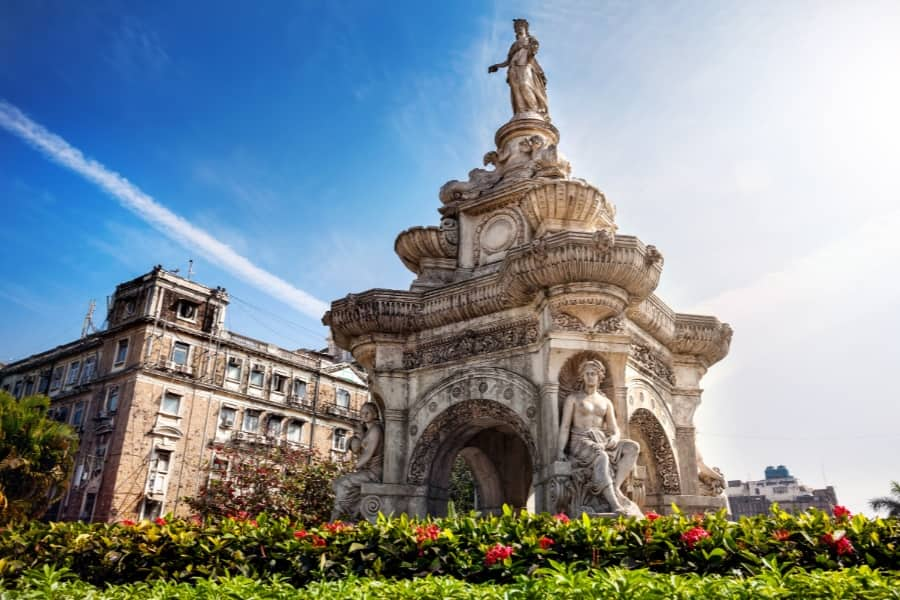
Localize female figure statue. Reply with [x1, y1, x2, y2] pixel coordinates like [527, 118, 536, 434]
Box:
[488, 19, 550, 119]
[557, 359, 640, 514]
[331, 401, 383, 520]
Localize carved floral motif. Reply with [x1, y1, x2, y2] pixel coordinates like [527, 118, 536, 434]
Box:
[402, 319, 539, 369]
[629, 408, 680, 495]
[552, 314, 624, 334]
[630, 344, 676, 386]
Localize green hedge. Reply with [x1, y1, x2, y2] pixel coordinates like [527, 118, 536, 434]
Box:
[6, 565, 900, 599]
[1, 506, 898, 587]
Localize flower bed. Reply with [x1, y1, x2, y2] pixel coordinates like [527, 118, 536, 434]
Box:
[0, 506, 897, 587]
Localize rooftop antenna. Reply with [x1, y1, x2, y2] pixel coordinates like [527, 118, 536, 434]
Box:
[187, 259, 194, 280]
[81, 299, 97, 338]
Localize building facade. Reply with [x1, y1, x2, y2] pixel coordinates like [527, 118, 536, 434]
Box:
[726, 465, 838, 519]
[0, 267, 367, 522]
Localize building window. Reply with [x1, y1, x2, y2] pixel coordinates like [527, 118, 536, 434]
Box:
[66, 361, 82, 386]
[286, 420, 303, 443]
[80, 492, 97, 521]
[332, 428, 348, 451]
[171, 342, 189, 366]
[177, 300, 198, 321]
[81, 355, 97, 382]
[293, 379, 307, 400]
[23, 377, 34, 397]
[266, 416, 282, 438]
[336, 389, 350, 409]
[249, 366, 264, 388]
[72, 401, 85, 427]
[272, 373, 286, 394]
[114, 339, 129, 366]
[242, 410, 260, 433]
[141, 499, 162, 521]
[12, 380, 22, 398]
[211, 455, 229, 476]
[53, 406, 69, 423]
[219, 406, 236, 429]
[226, 358, 242, 381]
[105, 386, 120, 413]
[50, 366, 64, 390]
[147, 449, 172, 496]
[123, 298, 136, 316]
[161, 392, 181, 416]
[38, 370, 51, 394]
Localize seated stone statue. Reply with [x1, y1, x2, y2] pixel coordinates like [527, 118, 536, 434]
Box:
[331, 402, 383, 521]
[558, 359, 640, 515]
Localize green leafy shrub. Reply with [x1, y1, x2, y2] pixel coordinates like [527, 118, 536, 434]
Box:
[0, 505, 898, 587]
[6, 565, 900, 599]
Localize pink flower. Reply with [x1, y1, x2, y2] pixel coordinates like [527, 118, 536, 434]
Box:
[120, 519, 136, 527]
[323, 521, 349, 534]
[538, 536, 554, 550]
[154, 517, 167, 526]
[680, 526, 710, 549]
[484, 543, 514, 566]
[832, 505, 851, 520]
[645, 511, 660, 521]
[311, 534, 326, 547]
[553, 513, 570, 523]
[294, 530, 308, 539]
[415, 523, 441, 544]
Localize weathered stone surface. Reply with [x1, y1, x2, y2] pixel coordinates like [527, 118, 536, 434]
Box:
[326, 18, 732, 519]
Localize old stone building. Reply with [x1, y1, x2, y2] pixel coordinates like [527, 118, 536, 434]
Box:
[726, 465, 839, 519]
[0, 266, 367, 522]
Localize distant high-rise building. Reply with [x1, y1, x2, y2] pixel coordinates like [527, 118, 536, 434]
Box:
[726, 465, 838, 519]
[0, 267, 368, 522]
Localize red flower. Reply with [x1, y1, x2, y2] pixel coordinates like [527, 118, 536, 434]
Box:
[154, 517, 167, 526]
[832, 505, 851, 520]
[120, 519, 136, 527]
[294, 530, 308, 539]
[538, 536, 554, 550]
[323, 521, 349, 534]
[236, 510, 251, 521]
[311, 534, 326, 547]
[680, 526, 710, 549]
[821, 532, 835, 545]
[415, 523, 441, 544]
[484, 543, 514, 566]
[835, 537, 854, 556]
[772, 529, 791, 542]
[553, 513, 570, 523]
[645, 511, 660, 521]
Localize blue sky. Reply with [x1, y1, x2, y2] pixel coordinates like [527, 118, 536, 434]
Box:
[2, 1, 899, 514]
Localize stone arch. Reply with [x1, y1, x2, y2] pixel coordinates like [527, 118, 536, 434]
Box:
[629, 407, 680, 495]
[407, 398, 537, 514]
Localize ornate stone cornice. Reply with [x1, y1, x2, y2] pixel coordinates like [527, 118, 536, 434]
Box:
[673, 314, 733, 366]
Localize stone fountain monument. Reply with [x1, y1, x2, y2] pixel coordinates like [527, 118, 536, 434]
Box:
[324, 19, 731, 520]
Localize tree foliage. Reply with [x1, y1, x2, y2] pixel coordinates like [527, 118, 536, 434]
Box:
[0, 391, 79, 524]
[448, 455, 479, 512]
[869, 480, 900, 518]
[186, 442, 348, 524]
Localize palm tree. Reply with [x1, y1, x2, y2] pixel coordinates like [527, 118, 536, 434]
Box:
[869, 481, 900, 517]
[0, 391, 79, 524]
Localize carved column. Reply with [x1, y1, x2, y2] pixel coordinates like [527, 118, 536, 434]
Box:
[540, 382, 560, 466]
[382, 408, 408, 484]
[613, 385, 628, 436]
[670, 389, 702, 496]
[675, 426, 698, 495]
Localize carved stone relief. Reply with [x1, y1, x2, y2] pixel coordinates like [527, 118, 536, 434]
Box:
[552, 313, 624, 334]
[474, 207, 526, 266]
[402, 318, 538, 369]
[629, 408, 680, 495]
[630, 344, 676, 386]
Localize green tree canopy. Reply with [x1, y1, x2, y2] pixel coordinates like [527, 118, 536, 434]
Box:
[870, 481, 900, 518]
[0, 391, 79, 524]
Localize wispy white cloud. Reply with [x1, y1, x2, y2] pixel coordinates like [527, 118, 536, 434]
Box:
[104, 16, 169, 80]
[0, 100, 329, 319]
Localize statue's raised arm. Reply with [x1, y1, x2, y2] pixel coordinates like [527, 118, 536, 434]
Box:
[488, 19, 550, 120]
